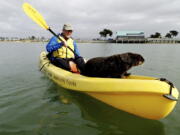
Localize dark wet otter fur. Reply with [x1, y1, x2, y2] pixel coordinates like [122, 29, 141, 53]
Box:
[82, 52, 145, 78]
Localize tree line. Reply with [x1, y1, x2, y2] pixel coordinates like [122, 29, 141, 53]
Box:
[98, 29, 179, 39]
[150, 30, 179, 38]
[0, 36, 48, 41]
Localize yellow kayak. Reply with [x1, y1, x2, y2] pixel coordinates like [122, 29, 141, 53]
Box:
[39, 51, 179, 120]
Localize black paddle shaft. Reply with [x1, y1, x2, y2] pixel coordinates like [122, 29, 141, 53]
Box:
[48, 28, 78, 57]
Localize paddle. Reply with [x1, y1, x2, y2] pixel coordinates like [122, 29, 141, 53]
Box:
[22, 3, 77, 56]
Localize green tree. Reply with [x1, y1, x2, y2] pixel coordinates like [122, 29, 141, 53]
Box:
[99, 29, 113, 39]
[154, 32, 161, 38]
[30, 36, 36, 40]
[104, 29, 113, 37]
[169, 30, 178, 37]
[150, 34, 155, 38]
[150, 32, 161, 38]
[165, 33, 172, 38]
[99, 31, 106, 38]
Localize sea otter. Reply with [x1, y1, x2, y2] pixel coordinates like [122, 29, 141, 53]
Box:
[82, 52, 144, 78]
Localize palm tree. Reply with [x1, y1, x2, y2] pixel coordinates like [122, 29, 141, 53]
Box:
[154, 32, 161, 38]
[99, 29, 113, 39]
[169, 30, 178, 37]
[150, 34, 155, 38]
[99, 31, 106, 39]
[104, 29, 113, 37]
[165, 33, 172, 38]
[149, 32, 161, 38]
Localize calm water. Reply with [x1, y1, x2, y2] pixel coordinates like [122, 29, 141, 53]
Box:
[0, 42, 180, 135]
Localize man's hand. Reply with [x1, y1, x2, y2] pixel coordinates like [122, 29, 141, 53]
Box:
[62, 41, 68, 47]
[59, 36, 68, 47]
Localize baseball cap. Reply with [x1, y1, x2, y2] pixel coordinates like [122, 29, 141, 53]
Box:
[63, 24, 73, 31]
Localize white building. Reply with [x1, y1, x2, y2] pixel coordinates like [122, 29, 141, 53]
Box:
[116, 31, 145, 39]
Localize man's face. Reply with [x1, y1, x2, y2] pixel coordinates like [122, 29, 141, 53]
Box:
[63, 29, 73, 38]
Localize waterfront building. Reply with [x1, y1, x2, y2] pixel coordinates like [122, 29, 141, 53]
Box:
[116, 31, 146, 43]
[116, 31, 145, 39]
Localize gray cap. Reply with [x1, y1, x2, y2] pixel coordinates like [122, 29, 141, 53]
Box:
[63, 24, 73, 31]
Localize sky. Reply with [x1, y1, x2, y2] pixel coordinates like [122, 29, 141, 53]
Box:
[0, 0, 180, 39]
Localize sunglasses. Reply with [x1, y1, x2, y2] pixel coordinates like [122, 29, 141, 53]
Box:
[65, 30, 73, 33]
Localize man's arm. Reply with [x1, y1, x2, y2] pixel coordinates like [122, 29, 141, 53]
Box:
[46, 36, 63, 53]
[73, 41, 80, 57]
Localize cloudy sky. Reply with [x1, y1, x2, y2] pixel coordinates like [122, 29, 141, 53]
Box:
[0, 0, 180, 39]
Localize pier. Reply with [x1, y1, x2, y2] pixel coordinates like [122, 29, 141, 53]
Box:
[115, 38, 180, 44]
[115, 31, 180, 44]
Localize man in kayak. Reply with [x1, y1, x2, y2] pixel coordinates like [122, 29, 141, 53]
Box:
[46, 24, 85, 73]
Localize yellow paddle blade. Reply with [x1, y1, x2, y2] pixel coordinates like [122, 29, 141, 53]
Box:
[22, 3, 49, 30]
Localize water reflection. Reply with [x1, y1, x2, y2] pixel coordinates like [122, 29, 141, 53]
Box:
[46, 83, 165, 135]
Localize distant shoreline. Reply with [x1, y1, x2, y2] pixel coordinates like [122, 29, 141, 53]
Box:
[0, 40, 111, 43]
[0, 39, 180, 44]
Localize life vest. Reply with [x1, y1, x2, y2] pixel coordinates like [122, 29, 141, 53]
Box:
[53, 37, 75, 58]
